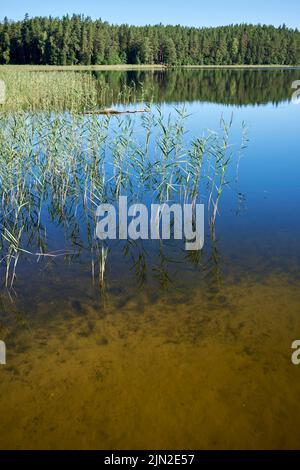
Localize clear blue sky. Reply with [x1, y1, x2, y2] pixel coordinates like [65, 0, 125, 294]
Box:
[2, 0, 300, 29]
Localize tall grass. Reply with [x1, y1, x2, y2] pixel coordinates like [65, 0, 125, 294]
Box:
[0, 70, 153, 111]
[0, 108, 245, 288]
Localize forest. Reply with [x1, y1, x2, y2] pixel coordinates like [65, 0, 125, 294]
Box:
[0, 14, 299, 65]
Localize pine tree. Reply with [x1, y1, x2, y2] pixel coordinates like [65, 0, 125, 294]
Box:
[0, 16, 299, 66]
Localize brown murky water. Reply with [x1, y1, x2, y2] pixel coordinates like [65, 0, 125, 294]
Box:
[1, 270, 300, 450]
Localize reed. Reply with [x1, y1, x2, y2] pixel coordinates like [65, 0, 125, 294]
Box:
[0, 107, 245, 288]
[0, 70, 154, 112]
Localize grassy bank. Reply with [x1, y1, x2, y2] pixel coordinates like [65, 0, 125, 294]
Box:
[0, 64, 168, 72]
[0, 69, 148, 111]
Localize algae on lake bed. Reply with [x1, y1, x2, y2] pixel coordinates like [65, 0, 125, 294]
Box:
[0, 271, 300, 449]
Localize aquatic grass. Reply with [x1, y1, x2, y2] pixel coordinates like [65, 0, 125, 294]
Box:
[204, 115, 237, 236]
[0, 108, 246, 288]
[0, 70, 155, 112]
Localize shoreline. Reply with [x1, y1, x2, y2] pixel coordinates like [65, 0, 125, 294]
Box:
[0, 64, 299, 72]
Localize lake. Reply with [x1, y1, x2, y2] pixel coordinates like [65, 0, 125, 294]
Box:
[0, 67, 300, 449]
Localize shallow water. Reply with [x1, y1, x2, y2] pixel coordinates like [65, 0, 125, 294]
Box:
[0, 68, 300, 449]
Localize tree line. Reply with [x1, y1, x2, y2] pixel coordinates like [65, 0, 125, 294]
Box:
[0, 14, 299, 65]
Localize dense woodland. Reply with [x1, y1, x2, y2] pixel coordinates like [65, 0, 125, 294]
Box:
[0, 15, 299, 65]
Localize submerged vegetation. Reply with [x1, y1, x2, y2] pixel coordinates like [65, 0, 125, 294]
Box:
[0, 107, 245, 289]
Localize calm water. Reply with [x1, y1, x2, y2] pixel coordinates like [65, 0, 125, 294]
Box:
[1, 68, 300, 449]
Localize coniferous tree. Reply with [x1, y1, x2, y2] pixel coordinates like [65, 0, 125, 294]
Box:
[0, 16, 299, 65]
